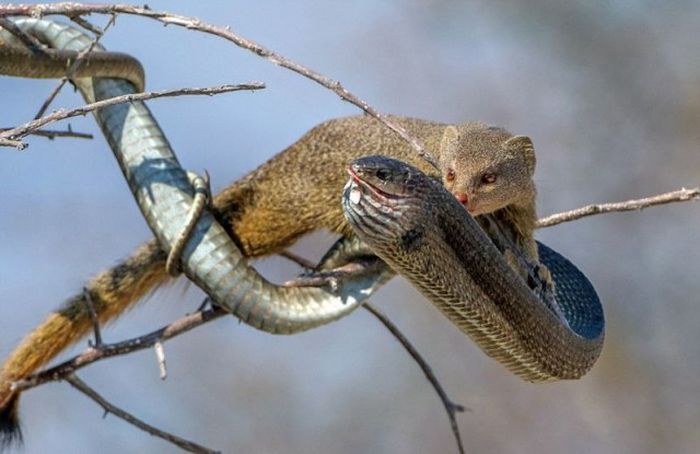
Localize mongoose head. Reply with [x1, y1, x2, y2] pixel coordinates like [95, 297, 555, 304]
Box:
[438, 123, 536, 215]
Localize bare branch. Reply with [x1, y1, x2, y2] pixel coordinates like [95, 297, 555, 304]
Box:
[0, 3, 438, 169]
[33, 14, 117, 119]
[0, 16, 46, 51]
[66, 374, 219, 453]
[362, 302, 467, 454]
[537, 187, 700, 228]
[69, 14, 105, 36]
[82, 287, 103, 347]
[278, 250, 317, 270]
[0, 82, 265, 149]
[11, 306, 227, 394]
[0, 127, 93, 140]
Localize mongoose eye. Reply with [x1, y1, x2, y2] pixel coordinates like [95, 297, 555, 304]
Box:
[481, 172, 497, 185]
[446, 168, 456, 182]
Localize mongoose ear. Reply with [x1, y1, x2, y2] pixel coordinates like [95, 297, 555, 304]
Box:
[504, 135, 536, 174]
[439, 126, 460, 157]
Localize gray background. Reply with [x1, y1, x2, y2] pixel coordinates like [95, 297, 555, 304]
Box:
[1, 1, 699, 453]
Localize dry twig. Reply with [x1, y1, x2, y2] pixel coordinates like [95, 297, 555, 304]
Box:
[0, 3, 438, 169]
[82, 287, 103, 347]
[66, 374, 218, 453]
[278, 250, 317, 270]
[0, 127, 92, 140]
[363, 302, 467, 454]
[0, 82, 265, 149]
[537, 187, 700, 228]
[0, 16, 46, 50]
[33, 14, 117, 119]
[11, 306, 227, 394]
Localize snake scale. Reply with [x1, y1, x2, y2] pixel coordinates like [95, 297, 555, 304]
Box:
[0, 18, 604, 382]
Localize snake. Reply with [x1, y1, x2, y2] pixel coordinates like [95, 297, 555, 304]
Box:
[0, 18, 604, 381]
[343, 156, 604, 381]
[0, 17, 391, 334]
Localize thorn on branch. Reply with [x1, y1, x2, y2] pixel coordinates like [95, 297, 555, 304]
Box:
[154, 341, 167, 380]
[83, 287, 103, 348]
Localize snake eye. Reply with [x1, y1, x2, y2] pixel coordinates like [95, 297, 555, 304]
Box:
[446, 168, 455, 182]
[481, 172, 497, 185]
[376, 168, 391, 181]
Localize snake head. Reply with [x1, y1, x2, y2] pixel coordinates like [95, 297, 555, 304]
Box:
[347, 155, 417, 198]
[343, 156, 437, 253]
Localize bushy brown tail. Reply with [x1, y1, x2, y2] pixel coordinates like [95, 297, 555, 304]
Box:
[0, 240, 168, 448]
[0, 394, 21, 450]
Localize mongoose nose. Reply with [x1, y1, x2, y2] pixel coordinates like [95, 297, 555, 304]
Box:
[455, 191, 469, 206]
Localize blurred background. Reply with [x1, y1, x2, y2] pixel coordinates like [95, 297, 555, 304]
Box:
[1, 1, 699, 453]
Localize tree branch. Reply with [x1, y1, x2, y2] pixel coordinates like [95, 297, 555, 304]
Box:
[0, 82, 265, 149]
[11, 305, 227, 394]
[0, 3, 438, 169]
[66, 374, 219, 453]
[0, 16, 47, 50]
[33, 14, 116, 119]
[0, 127, 93, 140]
[363, 302, 466, 454]
[537, 187, 700, 228]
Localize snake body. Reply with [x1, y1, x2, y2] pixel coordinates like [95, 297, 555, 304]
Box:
[0, 18, 391, 334]
[0, 43, 145, 91]
[0, 19, 604, 380]
[343, 156, 604, 381]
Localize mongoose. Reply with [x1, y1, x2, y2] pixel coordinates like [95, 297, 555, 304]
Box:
[0, 115, 538, 442]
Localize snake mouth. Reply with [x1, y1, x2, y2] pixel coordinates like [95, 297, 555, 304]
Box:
[346, 166, 405, 203]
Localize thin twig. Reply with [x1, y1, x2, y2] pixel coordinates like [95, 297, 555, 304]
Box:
[0, 16, 46, 51]
[82, 287, 103, 347]
[33, 14, 117, 119]
[278, 250, 317, 270]
[0, 127, 92, 140]
[362, 302, 466, 454]
[0, 82, 265, 149]
[0, 3, 438, 169]
[69, 14, 105, 36]
[66, 374, 219, 453]
[536, 187, 700, 228]
[11, 306, 227, 394]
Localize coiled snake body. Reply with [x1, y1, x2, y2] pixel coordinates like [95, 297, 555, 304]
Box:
[344, 156, 604, 381]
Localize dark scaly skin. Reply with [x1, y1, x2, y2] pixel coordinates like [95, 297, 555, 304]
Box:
[0, 44, 145, 91]
[343, 156, 605, 382]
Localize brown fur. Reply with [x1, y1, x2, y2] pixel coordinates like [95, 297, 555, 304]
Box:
[0, 115, 538, 441]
